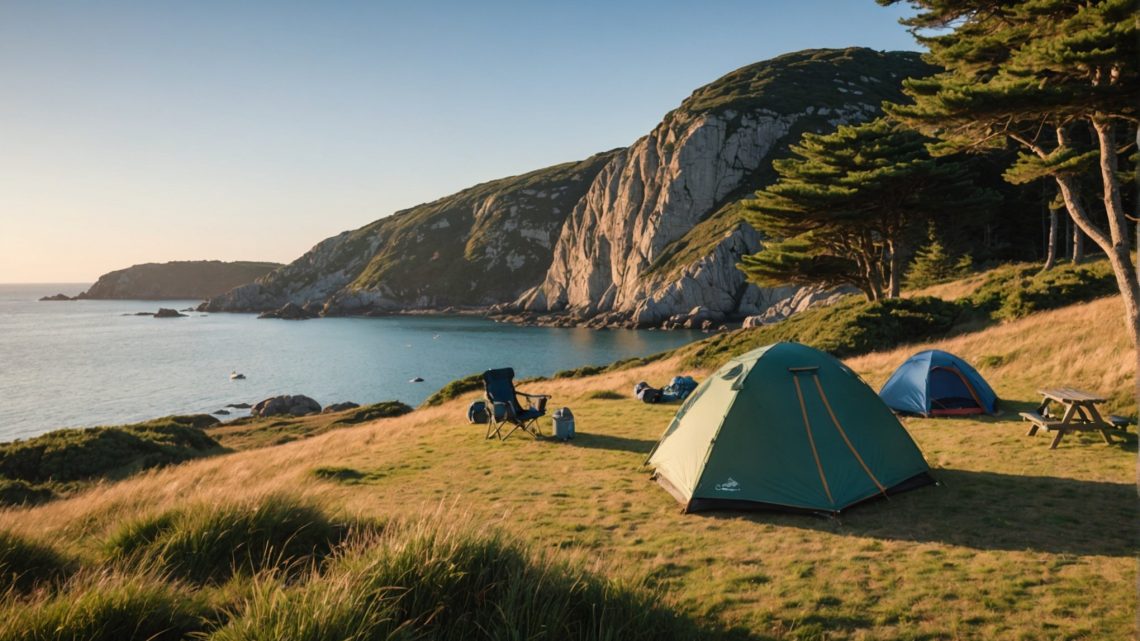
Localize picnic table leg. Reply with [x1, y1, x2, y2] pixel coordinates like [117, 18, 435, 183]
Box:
[1059, 403, 1078, 424]
[1025, 422, 1039, 436]
[1045, 403, 1081, 449]
[1050, 429, 1065, 449]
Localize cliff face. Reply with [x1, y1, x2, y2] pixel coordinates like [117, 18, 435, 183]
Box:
[79, 261, 282, 300]
[206, 48, 929, 324]
[513, 48, 931, 327]
[203, 151, 619, 314]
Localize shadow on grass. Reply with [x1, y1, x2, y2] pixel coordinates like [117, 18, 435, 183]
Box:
[710, 468, 1137, 557]
[569, 432, 658, 454]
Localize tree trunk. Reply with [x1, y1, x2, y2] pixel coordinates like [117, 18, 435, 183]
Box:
[886, 239, 901, 298]
[1072, 225, 1085, 263]
[1043, 203, 1059, 271]
[1051, 117, 1140, 347]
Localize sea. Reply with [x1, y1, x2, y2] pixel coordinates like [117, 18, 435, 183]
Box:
[0, 284, 701, 442]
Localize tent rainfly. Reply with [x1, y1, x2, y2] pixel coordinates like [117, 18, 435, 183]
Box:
[879, 350, 998, 417]
[646, 342, 933, 514]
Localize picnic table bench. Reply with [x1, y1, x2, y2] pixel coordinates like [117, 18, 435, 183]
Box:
[1020, 387, 1120, 449]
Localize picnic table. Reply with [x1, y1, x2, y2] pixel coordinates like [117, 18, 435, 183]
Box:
[1020, 387, 1119, 449]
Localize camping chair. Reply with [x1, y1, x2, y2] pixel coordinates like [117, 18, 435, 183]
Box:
[483, 368, 549, 440]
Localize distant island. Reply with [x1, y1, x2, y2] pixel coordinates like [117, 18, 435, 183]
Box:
[41, 260, 282, 301]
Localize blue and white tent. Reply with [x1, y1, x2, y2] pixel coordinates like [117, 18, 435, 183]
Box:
[879, 350, 998, 416]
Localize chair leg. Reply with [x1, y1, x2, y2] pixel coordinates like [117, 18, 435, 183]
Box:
[486, 418, 502, 440]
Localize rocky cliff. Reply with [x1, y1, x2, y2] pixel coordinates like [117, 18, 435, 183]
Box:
[202, 151, 619, 314]
[205, 48, 930, 325]
[78, 261, 282, 300]
[511, 48, 931, 327]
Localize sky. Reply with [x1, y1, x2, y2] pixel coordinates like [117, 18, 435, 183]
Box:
[0, 1, 921, 282]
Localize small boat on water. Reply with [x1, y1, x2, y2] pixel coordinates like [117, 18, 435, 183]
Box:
[230, 371, 246, 380]
[410, 376, 424, 383]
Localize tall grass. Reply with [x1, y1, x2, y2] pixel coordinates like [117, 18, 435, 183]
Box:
[0, 571, 210, 641]
[212, 518, 712, 641]
[105, 494, 355, 585]
[0, 530, 73, 593]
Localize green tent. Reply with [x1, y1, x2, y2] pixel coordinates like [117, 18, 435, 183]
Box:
[647, 342, 933, 514]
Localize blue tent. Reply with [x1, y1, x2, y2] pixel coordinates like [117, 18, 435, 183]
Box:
[879, 350, 998, 417]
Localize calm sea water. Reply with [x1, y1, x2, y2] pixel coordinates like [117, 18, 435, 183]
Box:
[0, 284, 700, 441]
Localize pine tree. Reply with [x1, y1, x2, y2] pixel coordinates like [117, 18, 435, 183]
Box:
[907, 223, 972, 288]
[879, 0, 1140, 344]
[739, 118, 995, 301]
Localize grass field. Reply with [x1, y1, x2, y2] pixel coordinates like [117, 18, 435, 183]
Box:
[0, 295, 1134, 640]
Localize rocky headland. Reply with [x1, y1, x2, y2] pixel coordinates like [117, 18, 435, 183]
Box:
[73, 260, 282, 300]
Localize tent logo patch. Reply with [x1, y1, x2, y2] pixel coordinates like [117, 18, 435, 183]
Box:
[715, 477, 741, 492]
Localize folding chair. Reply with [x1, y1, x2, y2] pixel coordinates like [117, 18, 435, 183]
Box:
[483, 368, 549, 440]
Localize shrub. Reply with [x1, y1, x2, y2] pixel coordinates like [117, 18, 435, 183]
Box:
[421, 373, 483, 407]
[0, 530, 73, 593]
[553, 353, 668, 379]
[212, 520, 715, 641]
[331, 401, 413, 425]
[0, 479, 54, 507]
[967, 260, 1116, 321]
[0, 416, 221, 485]
[106, 494, 352, 585]
[0, 573, 209, 641]
[684, 296, 962, 368]
[585, 390, 625, 400]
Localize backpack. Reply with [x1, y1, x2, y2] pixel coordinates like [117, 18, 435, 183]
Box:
[634, 381, 663, 404]
[467, 400, 489, 424]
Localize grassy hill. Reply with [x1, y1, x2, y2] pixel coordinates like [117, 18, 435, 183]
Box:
[0, 282, 1133, 639]
[79, 261, 282, 300]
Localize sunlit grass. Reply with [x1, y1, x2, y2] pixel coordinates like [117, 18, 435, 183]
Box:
[0, 294, 1133, 640]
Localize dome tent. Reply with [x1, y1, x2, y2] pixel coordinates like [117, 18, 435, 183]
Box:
[646, 342, 933, 514]
[879, 350, 998, 417]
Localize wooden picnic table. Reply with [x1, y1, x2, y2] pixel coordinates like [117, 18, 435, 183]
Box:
[1020, 387, 1118, 449]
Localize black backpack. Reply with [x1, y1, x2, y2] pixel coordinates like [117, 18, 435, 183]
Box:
[467, 400, 489, 424]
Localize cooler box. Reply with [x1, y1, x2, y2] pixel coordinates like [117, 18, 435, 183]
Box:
[551, 407, 575, 441]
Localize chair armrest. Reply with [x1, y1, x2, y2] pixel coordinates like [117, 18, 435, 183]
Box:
[517, 392, 549, 399]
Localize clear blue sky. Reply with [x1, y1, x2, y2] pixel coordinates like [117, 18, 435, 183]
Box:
[0, 1, 921, 282]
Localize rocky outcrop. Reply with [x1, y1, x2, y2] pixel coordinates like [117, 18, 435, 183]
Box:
[154, 308, 187, 318]
[39, 293, 75, 301]
[323, 402, 360, 413]
[251, 395, 322, 417]
[257, 302, 317, 320]
[78, 261, 282, 301]
[740, 286, 856, 327]
[511, 48, 930, 327]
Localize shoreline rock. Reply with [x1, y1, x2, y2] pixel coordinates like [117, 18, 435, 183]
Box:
[38, 293, 76, 301]
[251, 394, 322, 417]
[258, 302, 318, 320]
